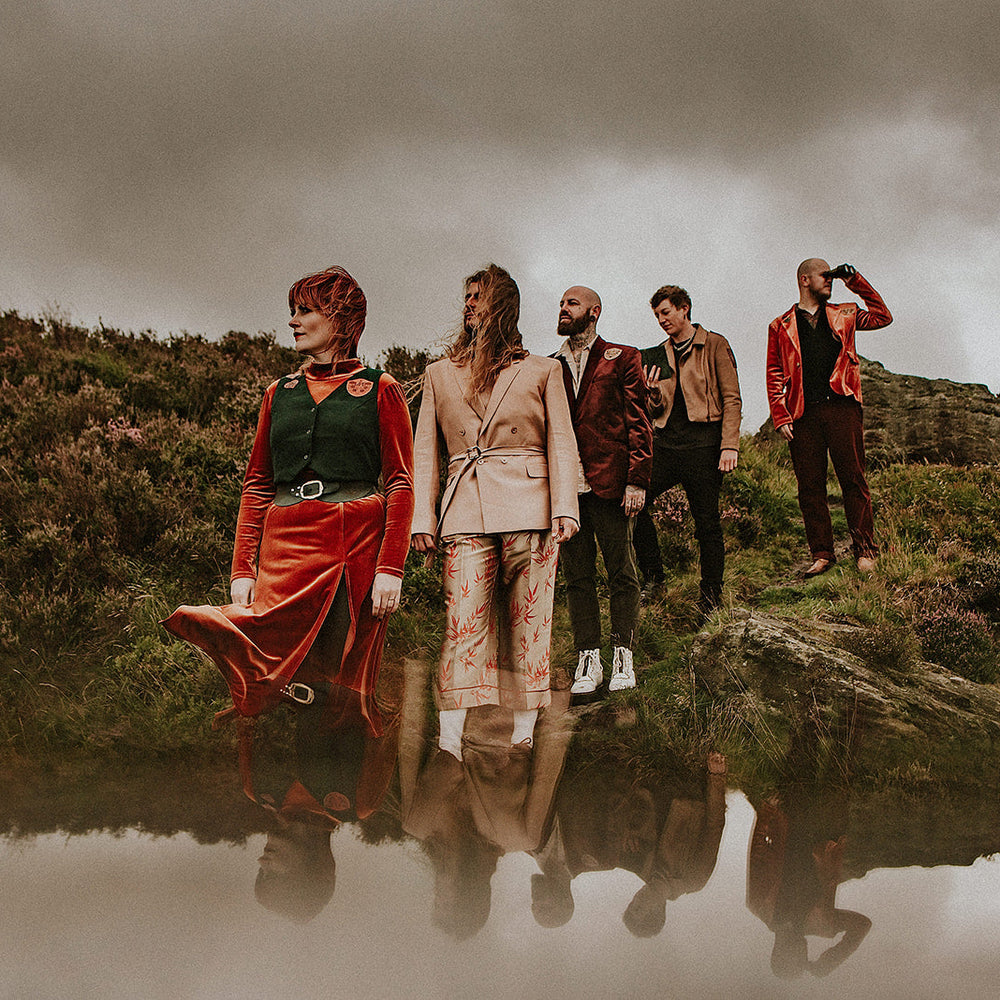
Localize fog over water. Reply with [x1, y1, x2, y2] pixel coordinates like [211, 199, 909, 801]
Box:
[4, 1, 1000, 428]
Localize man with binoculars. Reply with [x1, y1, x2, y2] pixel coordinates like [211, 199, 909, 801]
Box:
[766, 259, 893, 577]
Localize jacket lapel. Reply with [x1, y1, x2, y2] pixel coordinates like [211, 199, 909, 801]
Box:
[781, 308, 801, 356]
[576, 335, 606, 403]
[479, 359, 522, 436]
[826, 303, 848, 345]
[447, 361, 486, 419]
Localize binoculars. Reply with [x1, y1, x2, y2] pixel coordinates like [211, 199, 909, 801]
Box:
[822, 263, 856, 280]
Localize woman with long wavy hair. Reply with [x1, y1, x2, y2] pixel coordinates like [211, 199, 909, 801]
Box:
[410, 264, 580, 758]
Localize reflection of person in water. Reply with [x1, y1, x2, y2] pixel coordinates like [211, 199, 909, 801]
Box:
[251, 663, 404, 922]
[399, 658, 574, 939]
[531, 750, 727, 936]
[747, 791, 872, 978]
[255, 816, 337, 923]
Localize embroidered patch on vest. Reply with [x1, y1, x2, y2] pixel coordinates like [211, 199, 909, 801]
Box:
[283, 378, 299, 389]
[604, 348, 622, 360]
[347, 378, 374, 397]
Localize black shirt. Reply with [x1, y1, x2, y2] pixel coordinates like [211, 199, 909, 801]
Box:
[796, 306, 843, 404]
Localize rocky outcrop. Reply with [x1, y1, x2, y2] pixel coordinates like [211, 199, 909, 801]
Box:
[691, 612, 1000, 783]
[756, 358, 1000, 466]
[860, 358, 1000, 465]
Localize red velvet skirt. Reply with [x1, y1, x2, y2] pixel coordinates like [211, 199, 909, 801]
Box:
[163, 494, 389, 735]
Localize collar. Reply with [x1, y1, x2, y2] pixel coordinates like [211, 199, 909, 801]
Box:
[333, 357, 363, 374]
[302, 357, 364, 381]
[662, 324, 708, 350]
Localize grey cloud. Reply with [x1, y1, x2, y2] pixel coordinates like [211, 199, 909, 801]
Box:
[2, 0, 998, 424]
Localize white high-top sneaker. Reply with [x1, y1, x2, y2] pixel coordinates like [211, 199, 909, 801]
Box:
[608, 646, 636, 691]
[571, 648, 603, 695]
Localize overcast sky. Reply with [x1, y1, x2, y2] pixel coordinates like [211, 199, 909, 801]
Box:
[4, 0, 998, 428]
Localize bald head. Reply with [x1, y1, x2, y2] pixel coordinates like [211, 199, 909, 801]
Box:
[797, 258, 830, 281]
[558, 285, 602, 342]
[797, 258, 833, 308]
[563, 285, 601, 311]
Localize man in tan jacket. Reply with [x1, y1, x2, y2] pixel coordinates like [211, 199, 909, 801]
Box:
[637, 285, 742, 612]
[411, 264, 580, 758]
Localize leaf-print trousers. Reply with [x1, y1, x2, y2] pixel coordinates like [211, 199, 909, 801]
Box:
[436, 531, 558, 711]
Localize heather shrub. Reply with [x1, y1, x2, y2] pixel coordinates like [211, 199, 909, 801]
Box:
[835, 620, 921, 676]
[915, 604, 999, 684]
[0, 310, 287, 700]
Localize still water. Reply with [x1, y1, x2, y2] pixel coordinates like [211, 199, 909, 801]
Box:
[4, 662, 999, 1000]
[3, 784, 998, 999]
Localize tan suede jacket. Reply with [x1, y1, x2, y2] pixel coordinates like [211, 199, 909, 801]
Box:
[642, 325, 742, 452]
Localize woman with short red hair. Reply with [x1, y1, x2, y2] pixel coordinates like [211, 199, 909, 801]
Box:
[165, 266, 414, 823]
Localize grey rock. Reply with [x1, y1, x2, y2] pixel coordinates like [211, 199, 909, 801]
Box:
[691, 612, 1000, 775]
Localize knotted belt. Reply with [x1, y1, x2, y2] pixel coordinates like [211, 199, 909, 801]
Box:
[434, 444, 546, 539]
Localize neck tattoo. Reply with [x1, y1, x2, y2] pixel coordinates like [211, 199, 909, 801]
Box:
[569, 329, 595, 358]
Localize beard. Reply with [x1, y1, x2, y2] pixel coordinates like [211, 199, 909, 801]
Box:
[558, 312, 591, 338]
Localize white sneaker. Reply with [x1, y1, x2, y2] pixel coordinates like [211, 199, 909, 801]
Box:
[571, 649, 603, 695]
[608, 647, 636, 692]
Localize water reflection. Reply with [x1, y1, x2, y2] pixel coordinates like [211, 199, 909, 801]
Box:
[248, 683, 400, 923]
[747, 789, 871, 977]
[399, 660, 575, 939]
[532, 748, 726, 937]
[3, 668, 1000, 998]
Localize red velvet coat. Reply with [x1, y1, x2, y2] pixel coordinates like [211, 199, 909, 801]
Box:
[554, 335, 652, 500]
[766, 272, 892, 429]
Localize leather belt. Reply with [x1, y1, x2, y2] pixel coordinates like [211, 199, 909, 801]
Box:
[281, 680, 331, 706]
[273, 479, 377, 507]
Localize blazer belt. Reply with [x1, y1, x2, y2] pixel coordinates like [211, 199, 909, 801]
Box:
[436, 445, 546, 539]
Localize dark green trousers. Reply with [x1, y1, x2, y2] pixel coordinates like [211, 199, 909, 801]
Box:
[560, 492, 640, 650]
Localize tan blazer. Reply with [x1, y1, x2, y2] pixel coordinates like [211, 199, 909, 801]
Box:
[412, 355, 580, 537]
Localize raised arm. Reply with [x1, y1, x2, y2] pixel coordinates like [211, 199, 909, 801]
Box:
[845, 270, 892, 330]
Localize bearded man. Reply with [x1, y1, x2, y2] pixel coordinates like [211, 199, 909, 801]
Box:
[552, 285, 651, 698]
[411, 264, 580, 757]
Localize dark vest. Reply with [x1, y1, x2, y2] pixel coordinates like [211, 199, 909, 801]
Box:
[269, 369, 381, 484]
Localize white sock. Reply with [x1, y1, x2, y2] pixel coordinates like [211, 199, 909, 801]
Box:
[511, 709, 538, 747]
[438, 708, 467, 759]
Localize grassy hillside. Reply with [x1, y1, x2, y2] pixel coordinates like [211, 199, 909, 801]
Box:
[2, 311, 999, 775]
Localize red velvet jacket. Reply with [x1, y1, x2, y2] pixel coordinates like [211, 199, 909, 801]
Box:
[766, 272, 892, 429]
[554, 335, 652, 500]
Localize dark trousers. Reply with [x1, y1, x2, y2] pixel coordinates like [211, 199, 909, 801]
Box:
[788, 397, 876, 560]
[633, 445, 724, 598]
[560, 492, 640, 650]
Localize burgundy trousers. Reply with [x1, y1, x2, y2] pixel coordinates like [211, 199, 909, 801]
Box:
[788, 397, 877, 561]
